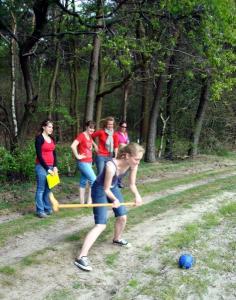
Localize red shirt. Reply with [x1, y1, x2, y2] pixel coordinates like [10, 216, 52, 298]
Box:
[35, 139, 56, 166]
[92, 129, 118, 156]
[76, 132, 93, 162]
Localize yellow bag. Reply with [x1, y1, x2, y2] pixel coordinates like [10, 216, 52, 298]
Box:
[46, 173, 60, 189]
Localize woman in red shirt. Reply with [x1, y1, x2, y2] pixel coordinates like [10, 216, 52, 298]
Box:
[35, 119, 58, 218]
[92, 116, 119, 176]
[71, 121, 97, 204]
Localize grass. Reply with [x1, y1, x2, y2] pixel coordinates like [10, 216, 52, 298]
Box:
[45, 289, 75, 300]
[0, 266, 16, 276]
[2, 173, 235, 280]
[105, 251, 119, 267]
[131, 201, 236, 300]
[1, 171, 234, 262]
[0, 164, 232, 245]
[0, 153, 235, 214]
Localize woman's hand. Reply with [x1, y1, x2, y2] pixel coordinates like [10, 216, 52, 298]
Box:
[135, 195, 142, 206]
[93, 143, 98, 153]
[112, 199, 120, 208]
[48, 169, 54, 176]
[78, 153, 87, 160]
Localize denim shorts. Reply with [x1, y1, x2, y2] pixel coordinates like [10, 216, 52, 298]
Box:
[91, 182, 127, 224]
[77, 161, 96, 188]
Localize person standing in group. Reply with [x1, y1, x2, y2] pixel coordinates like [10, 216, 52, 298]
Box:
[116, 121, 130, 188]
[92, 116, 119, 176]
[35, 119, 58, 218]
[74, 142, 145, 271]
[116, 121, 130, 147]
[71, 121, 97, 204]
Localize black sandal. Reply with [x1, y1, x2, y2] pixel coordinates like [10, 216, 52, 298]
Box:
[113, 239, 129, 246]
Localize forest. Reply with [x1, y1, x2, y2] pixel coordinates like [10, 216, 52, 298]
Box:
[0, 0, 235, 180]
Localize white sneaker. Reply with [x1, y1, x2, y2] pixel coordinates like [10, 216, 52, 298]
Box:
[74, 256, 92, 271]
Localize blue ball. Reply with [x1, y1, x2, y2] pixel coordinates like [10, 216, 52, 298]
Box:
[178, 254, 194, 269]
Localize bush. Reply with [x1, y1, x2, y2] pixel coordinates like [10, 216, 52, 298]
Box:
[13, 142, 35, 180]
[0, 147, 19, 181]
[56, 143, 76, 176]
[0, 143, 35, 181]
[0, 142, 77, 182]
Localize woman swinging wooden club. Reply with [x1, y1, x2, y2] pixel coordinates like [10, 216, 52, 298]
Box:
[74, 142, 145, 272]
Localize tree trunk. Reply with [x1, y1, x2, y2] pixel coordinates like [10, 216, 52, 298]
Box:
[95, 52, 105, 129]
[122, 81, 131, 121]
[188, 77, 210, 156]
[158, 114, 169, 158]
[84, 0, 103, 123]
[17, 0, 50, 141]
[18, 54, 37, 140]
[136, 19, 149, 144]
[10, 10, 18, 141]
[48, 42, 60, 119]
[145, 75, 164, 162]
[164, 55, 175, 160]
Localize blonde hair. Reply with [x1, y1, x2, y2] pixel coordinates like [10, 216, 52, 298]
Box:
[117, 142, 145, 159]
[102, 116, 116, 129]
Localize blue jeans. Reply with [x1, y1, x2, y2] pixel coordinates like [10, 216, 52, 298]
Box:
[91, 182, 127, 224]
[95, 155, 111, 176]
[77, 161, 96, 188]
[35, 164, 52, 215]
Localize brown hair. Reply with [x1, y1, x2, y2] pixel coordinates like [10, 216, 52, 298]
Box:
[85, 120, 96, 129]
[36, 119, 53, 136]
[116, 142, 145, 159]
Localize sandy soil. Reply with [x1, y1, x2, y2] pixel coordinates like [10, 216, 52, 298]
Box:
[0, 163, 235, 300]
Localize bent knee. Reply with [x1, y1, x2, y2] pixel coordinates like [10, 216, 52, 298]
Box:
[118, 215, 127, 222]
[96, 224, 106, 231]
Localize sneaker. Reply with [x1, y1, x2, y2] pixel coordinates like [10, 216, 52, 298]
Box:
[37, 213, 48, 218]
[74, 256, 92, 271]
[113, 239, 130, 247]
[45, 210, 53, 215]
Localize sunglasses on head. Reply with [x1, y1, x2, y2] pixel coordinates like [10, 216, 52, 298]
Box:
[121, 126, 127, 128]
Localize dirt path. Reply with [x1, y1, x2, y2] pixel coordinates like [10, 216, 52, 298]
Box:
[1, 190, 235, 300]
[0, 166, 235, 300]
[1, 171, 236, 267]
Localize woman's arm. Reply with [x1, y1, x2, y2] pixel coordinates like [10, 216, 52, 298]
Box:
[113, 133, 119, 158]
[92, 139, 98, 153]
[71, 139, 86, 160]
[104, 162, 120, 206]
[35, 135, 49, 171]
[128, 166, 142, 206]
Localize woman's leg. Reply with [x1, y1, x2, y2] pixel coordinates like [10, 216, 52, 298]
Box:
[111, 186, 128, 241]
[113, 215, 127, 241]
[78, 162, 96, 204]
[35, 164, 47, 216]
[95, 155, 107, 176]
[78, 224, 106, 258]
[75, 183, 108, 271]
[43, 183, 52, 213]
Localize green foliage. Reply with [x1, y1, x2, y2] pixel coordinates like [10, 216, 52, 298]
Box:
[0, 147, 18, 181]
[55, 144, 76, 176]
[0, 142, 76, 182]
[0, 143, 35, 181]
